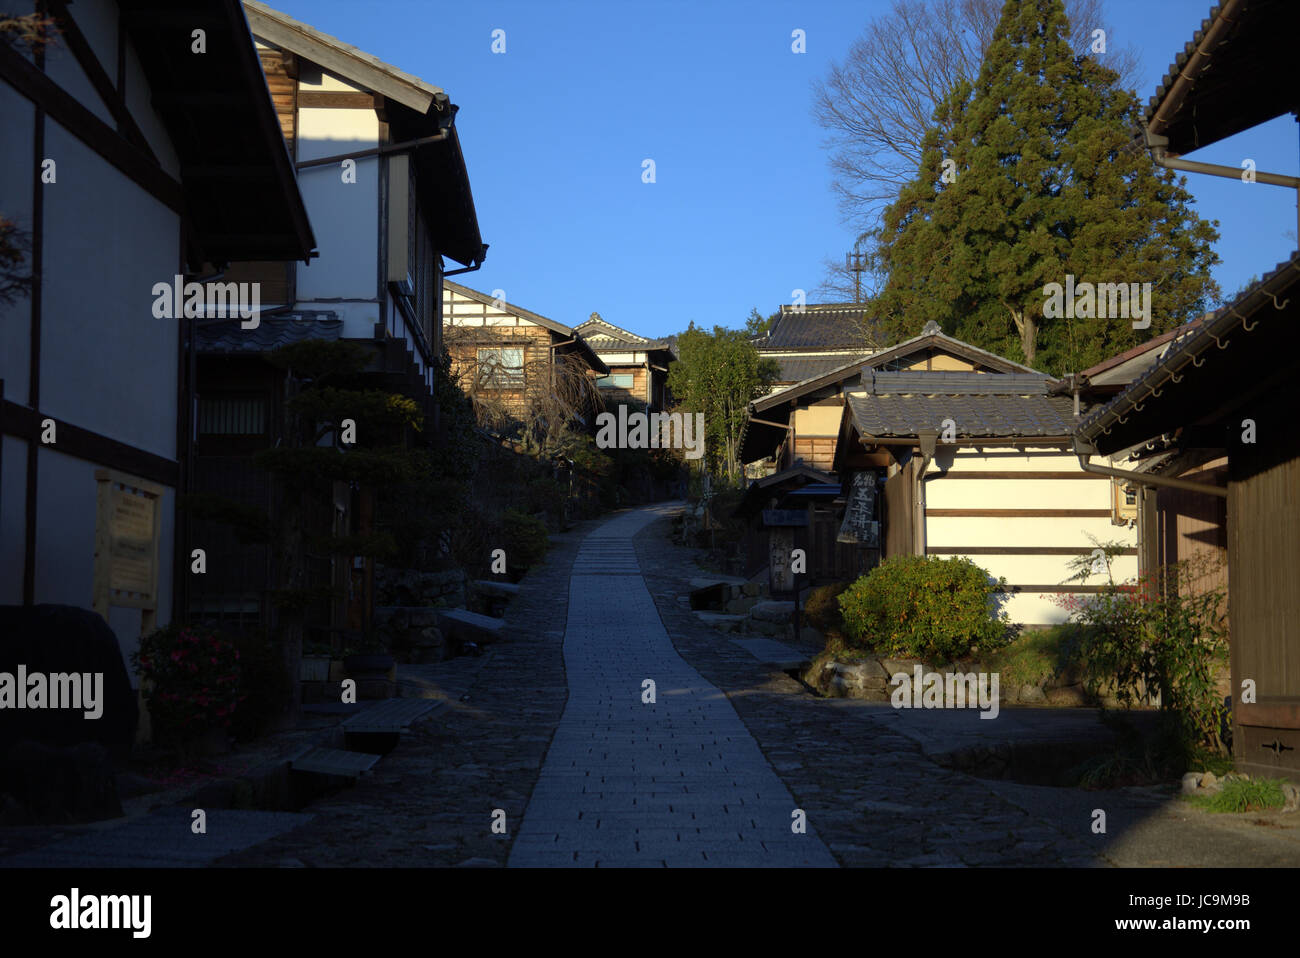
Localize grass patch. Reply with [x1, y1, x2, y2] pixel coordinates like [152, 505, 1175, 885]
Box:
[1185, 778, 1287, 814]
[982, 624, 1075, 691]
[1068, 742, 1165, 789]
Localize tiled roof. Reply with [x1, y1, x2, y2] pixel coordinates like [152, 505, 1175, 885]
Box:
[864, 370, 1055, 395]
[196, 311, 342, 353]
[1143, 0, 1299, 155]
[847, 371, 1077, 439]
[1076, 250, 1300, 453]
[771, 355, 870, 383]
[761, 305, 879, 350]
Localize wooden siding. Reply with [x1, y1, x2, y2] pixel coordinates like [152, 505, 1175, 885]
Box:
[258, 47, 296, 155]
[793, 436, 837, 472]
[882, 463, 914, 558]
[1153, 458, 1228, 601]
[599, 363, 649, 407]
[444, 323, 554, 412]
[1229, 429, 1300, 781]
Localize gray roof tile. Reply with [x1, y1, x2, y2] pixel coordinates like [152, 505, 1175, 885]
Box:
[848, 371, 1078, 438]
[196, 311, 342, 353]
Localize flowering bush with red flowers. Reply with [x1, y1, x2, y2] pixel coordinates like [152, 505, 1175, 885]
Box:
[132, 624, 246, 749]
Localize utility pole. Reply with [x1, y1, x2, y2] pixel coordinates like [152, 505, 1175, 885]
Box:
[846, 249, 870, 342]
[845, 250, 867, 305]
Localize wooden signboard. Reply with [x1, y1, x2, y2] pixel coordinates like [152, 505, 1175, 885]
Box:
[837, 471, 879, 546]
[762, 509, 809, 527]
[93, 469, 163, 631]
[769, 527, 796, 596]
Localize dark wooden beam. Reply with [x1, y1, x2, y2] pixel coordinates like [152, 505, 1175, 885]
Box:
[937, 471, 1109, 480]
[999, 584, 1114, 594]
[928, 546, 1138, 556]
[47, 0, 156, 160]
[925, 508, 1112, 518]
[1, 401, 180, 487]
[297, 91, 379, 109]
[0, 41, 184, 213]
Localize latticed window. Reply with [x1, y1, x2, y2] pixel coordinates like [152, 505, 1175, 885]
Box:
[477, 347, 525, 388]
[198, 396, 267, 435]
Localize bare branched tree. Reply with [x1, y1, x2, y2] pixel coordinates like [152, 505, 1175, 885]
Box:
[443, 324, 602, 454]
[0, 216, 34, 308]
[813, 0, 1139, 299]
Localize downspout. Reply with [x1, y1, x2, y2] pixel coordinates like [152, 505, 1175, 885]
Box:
[1073, 446, 1227, 499]
[915, 429, 938, 556]
[1143, 0, 1299, 237]
[294, 129, 451, 170]
[1147, 136, 1300, 238]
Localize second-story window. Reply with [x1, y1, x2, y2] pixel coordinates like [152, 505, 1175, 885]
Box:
[477, 347, 525, 388]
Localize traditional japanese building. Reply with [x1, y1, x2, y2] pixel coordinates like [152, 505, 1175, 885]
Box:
[441, 281, 607, 428]
[1077, 0, 1300, 781]
[186, 1, 487, 636]
[0, 0, 314, 678]
[573, 313, 675, 413]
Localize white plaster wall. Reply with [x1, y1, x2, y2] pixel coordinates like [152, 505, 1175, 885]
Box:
[294, 105, 378, 301]
[922, 448, 1138, 624]
[41, 32, 112, 128]
[0, 436, 28, 605]
[793, 403, 842, 437]
[39, 120, 179, 458]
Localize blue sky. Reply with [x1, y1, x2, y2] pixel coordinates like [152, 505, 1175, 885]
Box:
[273, 0, 1299, 340]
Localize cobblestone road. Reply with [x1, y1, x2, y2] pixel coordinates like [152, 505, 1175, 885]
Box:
[509, 505, 835, 866]
[42, 502, 1293, 869]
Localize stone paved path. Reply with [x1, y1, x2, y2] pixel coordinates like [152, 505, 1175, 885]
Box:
[509, 505, 836, 867]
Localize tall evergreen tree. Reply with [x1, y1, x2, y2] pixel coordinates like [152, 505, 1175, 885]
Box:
[872, 0, 1220, 374]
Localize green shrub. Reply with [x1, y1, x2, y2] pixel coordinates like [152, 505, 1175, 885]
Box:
[132, 623, 245, 749]
[525, 477, 567, 518]
[503, 508, 549, 572]
[228, 630, 290, 742]
[803, 582, 852, 637]
[836, 555, 1010, 660]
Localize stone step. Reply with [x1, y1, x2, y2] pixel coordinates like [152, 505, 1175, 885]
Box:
[289, 747, 382, 779]
[694, 611, 749, 633]
[0, 808, 315, 868]
[474, 579, 521, 597]
[437, 608, 506, 643]
[341, 698, 445, 734]
[749, 600, 796, 623]
[730, 638, 811, 671]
